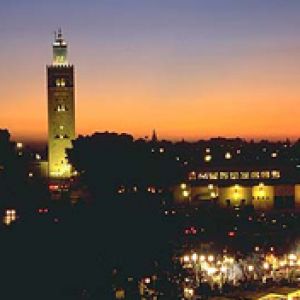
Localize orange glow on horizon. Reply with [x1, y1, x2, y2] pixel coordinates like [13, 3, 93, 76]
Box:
[2, 45, 300, 143]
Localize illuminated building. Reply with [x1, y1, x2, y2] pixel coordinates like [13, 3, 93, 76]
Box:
[236, 287, 300, 299]
[173, 164, 300, 211]
[47, 29, 75, 178]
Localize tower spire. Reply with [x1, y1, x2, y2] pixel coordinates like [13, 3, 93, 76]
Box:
[151, 129, 158, 142]
[52, 28, 68, 65]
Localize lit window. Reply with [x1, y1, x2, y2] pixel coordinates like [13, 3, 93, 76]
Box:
[56, 105, 66, 112]
[55, 134, 64, 139]
[230, 172, 239, 180]
[250, 172, 260, 179]
[204, 154, 212, 162]
[16, 142, 23, 149]
[225, 152, 232, 160]
[180, 183, 187, 190]
[220, 172, 229, 180]
[271, 170, 280, 179]
[261, 171, 270, 179]
[240, 172, 249, 179]
[182, 190, 189, 197]
[55, 78, 66, 87]
[59, 125, 64, 130]
[55, 56, 65, 64]
[198, 172, 209, 180]
[208, 184, 214, 190]
[188, 172, 196, 180]
[271, 152, 278, 158]
[210, 192, 217, 198]
[3, 209, 17, 226]
[209, 172, 218, 180]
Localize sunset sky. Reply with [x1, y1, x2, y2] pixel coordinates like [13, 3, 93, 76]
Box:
[1, 0, 300, 142]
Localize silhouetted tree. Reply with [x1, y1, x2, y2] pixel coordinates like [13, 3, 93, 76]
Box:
[66, 132, 178, 289]
[67, 132, 183, 197]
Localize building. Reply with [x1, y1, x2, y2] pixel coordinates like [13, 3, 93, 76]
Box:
[47, 29, 75, 178]
[173, 163, 300, 211]
[169, 138, 300, 211]
[211, 287, 300, 299]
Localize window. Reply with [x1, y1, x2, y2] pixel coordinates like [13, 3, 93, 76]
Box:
[230, 172, 239, 180]
[55, 56, 65, 64]
[188, 172, 196, 180]
[240, 172, 250, 179]
[209, 172, 218, 180]
[3, 209, 17, 225]
[261, 171, 270, 179]
[204, 154, 212, 162]
[271, 170, 280, 179]
[198, 172, 209, 180]
[220, 172, 229, 180]
[225, 152, 232, 159]
[55, 134, 65, 139]
[55, 78, 66, 87]
[56, 104, 67, 112]
[250, 172, 260, 179]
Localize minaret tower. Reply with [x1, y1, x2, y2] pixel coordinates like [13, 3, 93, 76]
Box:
[47, 29, 75, 178]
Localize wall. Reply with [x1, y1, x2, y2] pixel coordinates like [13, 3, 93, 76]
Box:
[252, 184, 274, 211]
[218, 185, 252, 207]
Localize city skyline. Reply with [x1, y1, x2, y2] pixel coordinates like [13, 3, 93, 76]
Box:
[1, 0, 300, 142]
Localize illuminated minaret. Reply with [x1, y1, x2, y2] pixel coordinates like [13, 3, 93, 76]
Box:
[47, 29, 75, 178]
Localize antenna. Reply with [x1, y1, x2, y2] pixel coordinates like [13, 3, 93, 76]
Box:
[58, 27, 62, 39]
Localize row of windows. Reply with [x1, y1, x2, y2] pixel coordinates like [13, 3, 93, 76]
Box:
[55, 97, 67, 102]
[189, 170, 281, 181]
[225, 196, 270, 201]
[253, 196, 270, 200]
[225, 197, 271, 206]
[54, 134, 70, 139]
